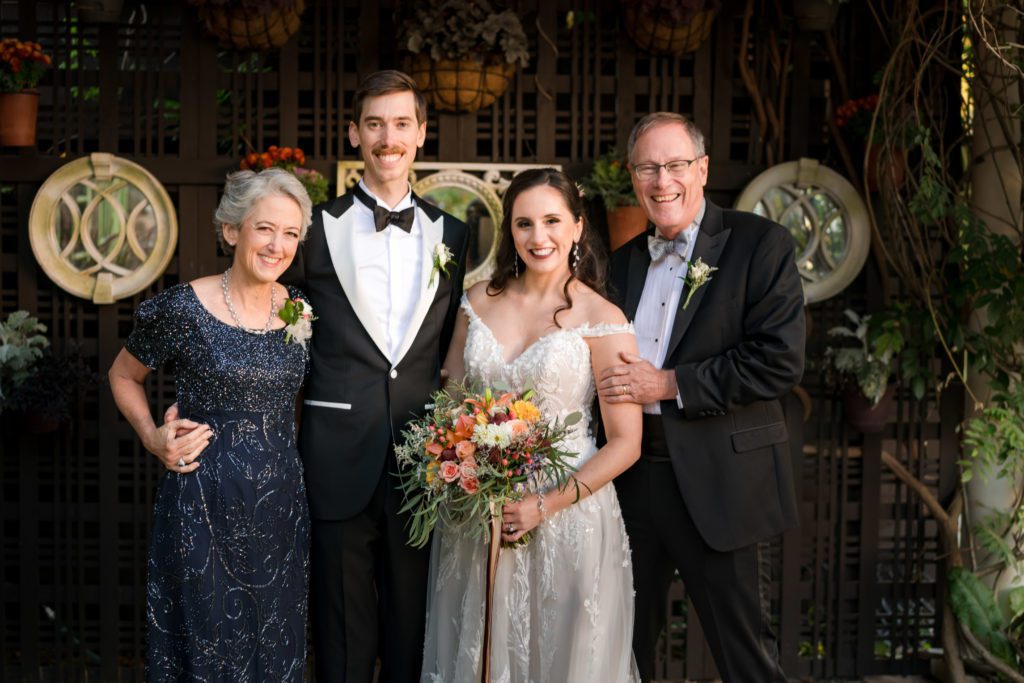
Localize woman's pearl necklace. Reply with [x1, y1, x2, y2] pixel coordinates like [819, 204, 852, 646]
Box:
[221, 267, 276, 334]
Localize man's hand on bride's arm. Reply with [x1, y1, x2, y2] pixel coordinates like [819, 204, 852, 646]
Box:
[597, 351, 677, 404]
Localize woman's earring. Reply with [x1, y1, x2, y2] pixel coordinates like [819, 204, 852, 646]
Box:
[514, 252, 520, 278]
[572, 242, 580, 271]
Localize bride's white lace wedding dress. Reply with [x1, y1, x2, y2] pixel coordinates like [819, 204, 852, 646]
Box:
[421, 296, 640, 683]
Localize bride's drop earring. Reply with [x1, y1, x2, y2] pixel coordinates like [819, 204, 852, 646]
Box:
[572, 242, 580, 271]
[514, 252, 520, 278]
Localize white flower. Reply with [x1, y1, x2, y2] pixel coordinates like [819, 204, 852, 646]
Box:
[681, 257, 718, 310]
[472, 423, 512, 449]
[430, 242, 454, 287]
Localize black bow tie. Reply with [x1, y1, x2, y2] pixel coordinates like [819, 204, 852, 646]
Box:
[352, 184, 415, 233]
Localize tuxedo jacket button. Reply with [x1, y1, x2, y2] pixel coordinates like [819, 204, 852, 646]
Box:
[389, 369, 398, 379]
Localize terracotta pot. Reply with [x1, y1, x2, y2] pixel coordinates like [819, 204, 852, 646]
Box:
[607, 206, 649, 252]
[865, 143, 907, 192]
[842, 383, 895, 434]
[196, 0, 306, 50]
[0, 91, 39, 147]
[624, 4, 717, 56]
[791, 0, 841, 31]
[405, 54, 515, 114]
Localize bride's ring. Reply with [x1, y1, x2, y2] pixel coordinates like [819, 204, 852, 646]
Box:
[507, 524, 515, 534]
[176, 458, 186, 468]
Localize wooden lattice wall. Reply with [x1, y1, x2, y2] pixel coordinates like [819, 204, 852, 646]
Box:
[0, 0, 959, 680]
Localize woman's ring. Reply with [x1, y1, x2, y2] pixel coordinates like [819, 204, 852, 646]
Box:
[507, 524, 515, 533]
[620, 385, 626, 396]
[176, 458, 186, 468]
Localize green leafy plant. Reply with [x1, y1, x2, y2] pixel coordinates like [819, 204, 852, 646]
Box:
[825, 309, 901, 406]
[0, 310, 48, 411]
[396, 0, 530, 67]
[580, 148, 639, 213]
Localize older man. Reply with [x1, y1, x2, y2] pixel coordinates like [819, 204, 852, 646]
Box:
[600, 112, 804, 682]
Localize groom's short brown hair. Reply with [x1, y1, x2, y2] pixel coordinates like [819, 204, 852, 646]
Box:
[352, 70, 428, 125]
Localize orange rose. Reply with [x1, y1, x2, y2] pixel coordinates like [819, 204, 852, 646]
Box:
[455, 440, 476, 461]
[506, 419, 529, 438]
[459, 475, 479, 494]
[439, 460, 461, 483]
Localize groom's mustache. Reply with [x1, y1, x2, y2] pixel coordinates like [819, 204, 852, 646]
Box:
[372, 145, 405, 156]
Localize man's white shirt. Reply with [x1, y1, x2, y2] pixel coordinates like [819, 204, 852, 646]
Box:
[633, 200, 706, 414]
[352, 180, 423, 360]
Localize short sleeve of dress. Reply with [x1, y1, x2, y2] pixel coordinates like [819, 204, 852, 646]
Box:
[124, 286, 185, 370]
[576, 321, 635, 338]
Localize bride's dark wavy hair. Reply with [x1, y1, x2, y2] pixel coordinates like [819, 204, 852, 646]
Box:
[487, 168, 607, 327]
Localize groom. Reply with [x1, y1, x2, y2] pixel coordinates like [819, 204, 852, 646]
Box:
[600, 112, 804, 682]
[283, 71, 468, 682]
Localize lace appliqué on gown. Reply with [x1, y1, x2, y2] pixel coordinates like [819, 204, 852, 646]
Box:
[421, 296, 640, 683]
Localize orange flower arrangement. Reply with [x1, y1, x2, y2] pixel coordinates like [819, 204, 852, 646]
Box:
[240, 145, 328, 204]
[0, 39, 52, 92]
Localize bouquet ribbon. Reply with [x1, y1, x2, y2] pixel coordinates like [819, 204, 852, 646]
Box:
[482, 501, 502, 683]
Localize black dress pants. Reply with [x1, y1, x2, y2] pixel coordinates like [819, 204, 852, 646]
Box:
[310, 461, 429, 683]
[616, 418, 786, 683]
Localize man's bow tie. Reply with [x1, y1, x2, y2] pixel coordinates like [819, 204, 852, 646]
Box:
[352, 184, 415, 233]
[648, 231, 690, 262]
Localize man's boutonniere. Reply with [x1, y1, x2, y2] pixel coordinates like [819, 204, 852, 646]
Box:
[278, 297, 316, 348]
[681, 257, 717, 310]
[430, 242, 454, 287]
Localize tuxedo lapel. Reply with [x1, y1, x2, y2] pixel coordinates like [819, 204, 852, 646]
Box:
[322, 206, 392, 362]
[393, 206, 445, 366]
[623, 237, 652, 321]
[664, 203, 731, 360]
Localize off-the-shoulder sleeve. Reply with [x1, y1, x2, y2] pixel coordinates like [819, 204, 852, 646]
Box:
[576, 321, 635, 338]
[124, 287, 184, 370]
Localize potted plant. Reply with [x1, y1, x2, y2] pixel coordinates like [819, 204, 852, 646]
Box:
[241, 145, 329, 204]
[0, 310, 49, 411]
[397, 0, 530, 114]
[187, 0, 307, 51]
[825, 309, 900, 433]
[834, 93, 906, 191]
[6, 345, 97, 434]
[622, 0, 720, 56]
[0, 38, 52, 147]
[580, 149, 646, 251]
[791, 0, 848, 31]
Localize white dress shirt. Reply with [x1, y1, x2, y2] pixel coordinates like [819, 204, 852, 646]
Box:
[352, 180, 423, 360]
[633, 200, 706, 414]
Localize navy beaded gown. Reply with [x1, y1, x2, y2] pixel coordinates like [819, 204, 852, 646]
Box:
[126, 283, 310, 682]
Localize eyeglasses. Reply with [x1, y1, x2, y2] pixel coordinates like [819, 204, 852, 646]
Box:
[631, 156, 706, 180]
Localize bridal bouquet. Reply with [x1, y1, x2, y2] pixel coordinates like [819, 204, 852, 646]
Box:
[396, 384, 582, 548]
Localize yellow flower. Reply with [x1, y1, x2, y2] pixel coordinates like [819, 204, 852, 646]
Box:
[425, 460, 440, 485]
[475, 412, 490, 426]
[511, 400, 541, 423]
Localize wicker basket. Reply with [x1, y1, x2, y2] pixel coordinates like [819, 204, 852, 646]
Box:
[405, 54, 515, 114]
[196, 0, 306, 51]
[624, 4, 717, 56]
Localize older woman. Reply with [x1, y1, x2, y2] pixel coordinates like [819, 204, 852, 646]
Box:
[109, 168, 313, 682]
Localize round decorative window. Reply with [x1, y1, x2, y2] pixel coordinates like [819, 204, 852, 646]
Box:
[734, 158, 870, 304]
[28, 153, 178, 304]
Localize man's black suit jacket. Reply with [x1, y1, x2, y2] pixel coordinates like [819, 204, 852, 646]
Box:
[283, 192, 469, 520]
[610, 199, 804, 551]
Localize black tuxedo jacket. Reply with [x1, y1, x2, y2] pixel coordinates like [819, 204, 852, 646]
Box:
[610, 199, 804, 551]
[283, 192, 469, 520]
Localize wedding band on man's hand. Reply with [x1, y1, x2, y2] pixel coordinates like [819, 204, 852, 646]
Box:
[176, 458, 186, 468]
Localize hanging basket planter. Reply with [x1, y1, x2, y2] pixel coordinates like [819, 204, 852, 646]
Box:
[623, 1, 718, 56]
[405, 53, 515, 114]
[193, 0, 306, 51]
[0, 90, 39, 147]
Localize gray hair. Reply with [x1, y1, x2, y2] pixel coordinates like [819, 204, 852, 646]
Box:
[213, 168, 314, 254]
[627, 112, 707, 163]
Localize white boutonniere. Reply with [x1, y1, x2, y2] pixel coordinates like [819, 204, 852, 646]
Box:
[430, 242, 454, 287]
[277, 296, 317, 349]
[681, 257, 717, 310]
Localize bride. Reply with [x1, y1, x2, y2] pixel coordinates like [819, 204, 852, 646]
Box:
[421, 168, 642, 682]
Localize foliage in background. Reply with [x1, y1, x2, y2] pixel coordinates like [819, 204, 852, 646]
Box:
[579, 149, 639, 213]
[6, 345, 97, 423]
[396, 0, 530, 67]
[825, 309, 901, 405]
[0, 311, 48, 410]
[0, 39, 52, 92]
